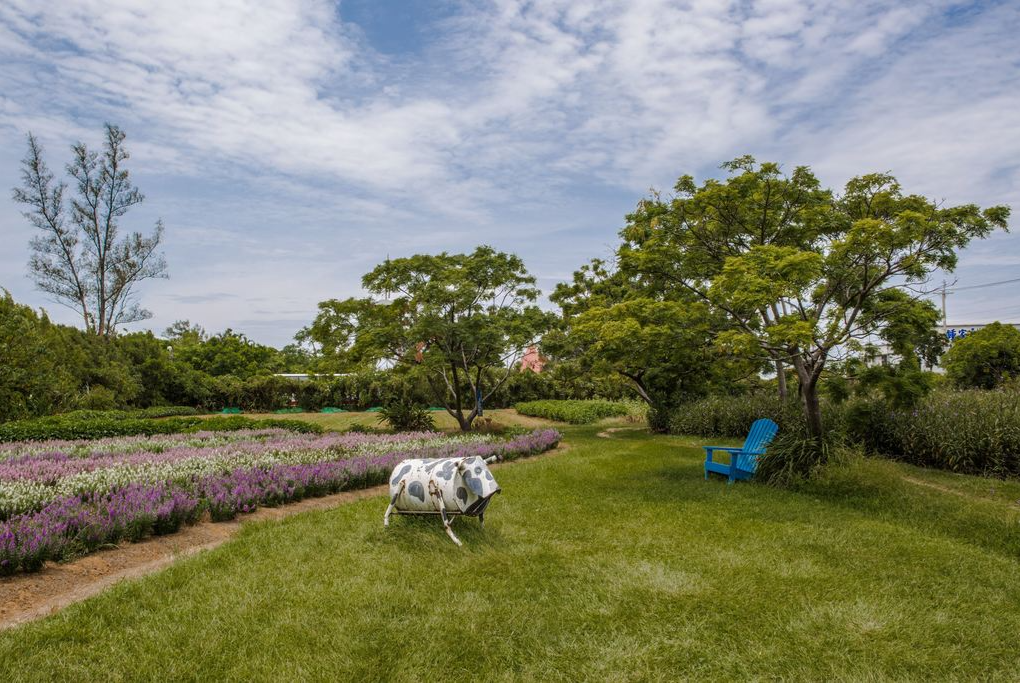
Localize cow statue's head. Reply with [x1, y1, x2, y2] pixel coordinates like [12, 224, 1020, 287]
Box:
[456, 456, 500, 513]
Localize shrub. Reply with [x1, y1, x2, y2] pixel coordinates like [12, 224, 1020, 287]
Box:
[53, 406, 201, 421]
[472, 417, 507, 435]
[668, 394, 806, 438]
[943, 322, 1020, 390]
[514, 400, 630, 424]
[134, 406, 201, 418]
[377, 401, 436, 432]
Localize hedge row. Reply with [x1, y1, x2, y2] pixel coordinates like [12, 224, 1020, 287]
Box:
[514, 400, 632, 424]
[0, 415, 322, 443]
[50, 406, 203, 422]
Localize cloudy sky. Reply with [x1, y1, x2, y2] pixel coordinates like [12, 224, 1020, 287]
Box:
[0, 0, 1017, 347]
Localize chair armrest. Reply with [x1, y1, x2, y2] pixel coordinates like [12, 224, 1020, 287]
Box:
[703, 446, 743, 453]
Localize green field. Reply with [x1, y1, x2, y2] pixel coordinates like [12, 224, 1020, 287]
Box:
[2, 416, 1019, 681]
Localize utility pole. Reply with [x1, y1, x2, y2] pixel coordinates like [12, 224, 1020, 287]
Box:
[941, 281, 947, 326]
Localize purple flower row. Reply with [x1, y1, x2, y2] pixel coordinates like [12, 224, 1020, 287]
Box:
[0, 429, 559, 575]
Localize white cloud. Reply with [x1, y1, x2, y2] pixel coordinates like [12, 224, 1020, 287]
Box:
[0, 0, 1017, 343]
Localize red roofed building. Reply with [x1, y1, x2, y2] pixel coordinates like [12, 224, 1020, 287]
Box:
[519, 345, 545, 373]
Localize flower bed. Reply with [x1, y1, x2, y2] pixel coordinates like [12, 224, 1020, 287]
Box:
[0, 428, 560, 575]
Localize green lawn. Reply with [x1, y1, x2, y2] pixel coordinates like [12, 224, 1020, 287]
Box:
[2, 422, 1020, 680]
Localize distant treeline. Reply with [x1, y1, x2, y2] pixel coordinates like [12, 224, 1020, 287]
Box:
[0, 291, 635, 422]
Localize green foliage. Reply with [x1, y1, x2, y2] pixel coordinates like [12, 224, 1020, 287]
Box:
[546, 258, 759, 428]
[514, 399, 630, 424]
[13, 125, 168, 336]
[668, 394, 807, 438]
[174, 328, 282, 379]
[846, 389, 1020, 476]
[302, 246, 555, 430]
[621, 156, 1009, 438]
[0, 414, 320, 443]
[943, 322, 1020, 390]
[0, 291, 74, 421]
[54, 407, 201, 420]
[855, 359, 937, 409]
[755, 433, 832, 486]
[376, 400, 436, 432]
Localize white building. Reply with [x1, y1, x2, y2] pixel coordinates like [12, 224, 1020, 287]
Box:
[866, 322, 1020, 369]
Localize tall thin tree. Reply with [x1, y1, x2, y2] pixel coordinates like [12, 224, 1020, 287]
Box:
[13, 124, 168, 336]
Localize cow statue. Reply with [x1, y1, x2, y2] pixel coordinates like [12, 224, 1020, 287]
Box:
[384, 454, 501, 546]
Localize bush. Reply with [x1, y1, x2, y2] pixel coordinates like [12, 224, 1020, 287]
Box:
[668, 394, 807, 438]
[376, 401, 436, 432]
[472, 417, 507, 435]
[514, 400, 631, 424]
[53, 406, 202, 421]
[943, 322, 1020, 390]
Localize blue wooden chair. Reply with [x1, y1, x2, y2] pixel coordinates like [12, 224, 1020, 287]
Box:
[703, 418, 779, 483]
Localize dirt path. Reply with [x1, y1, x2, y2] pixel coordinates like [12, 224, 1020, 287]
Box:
[596, 426, 646, 438]
[901, 475, 1020, 507]
[0, 443, 569, 631]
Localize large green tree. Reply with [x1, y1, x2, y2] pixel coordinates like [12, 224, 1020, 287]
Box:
[621, 157, 1009, 440]
[547, 258, 757, 430]
[174, 329, 281, 379]
[302, 247, 553, 431]
[943, 322, 1020, 390]
[0, 291, 74, 420]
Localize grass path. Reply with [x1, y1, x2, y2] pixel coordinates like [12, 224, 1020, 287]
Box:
[1, 424, 1019, 680]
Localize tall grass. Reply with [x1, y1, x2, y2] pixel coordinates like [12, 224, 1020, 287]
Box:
[667, 394, 806, 438]
[668, 389, 1020, 478]
[848, 389, 1020, 476]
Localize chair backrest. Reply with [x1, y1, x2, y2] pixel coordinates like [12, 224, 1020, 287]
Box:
[742, 418, 779, 453]
[733, 419, 779, 473]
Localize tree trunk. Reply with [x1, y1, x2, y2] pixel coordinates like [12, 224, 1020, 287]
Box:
[775, 360, 788, 401]
[791, 355, 823, 440]
[800, 377, 823, 440]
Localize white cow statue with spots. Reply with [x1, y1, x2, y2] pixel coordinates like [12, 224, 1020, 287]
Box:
[383, 454, 501, 546]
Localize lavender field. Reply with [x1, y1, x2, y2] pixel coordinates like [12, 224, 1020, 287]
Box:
[0, 427, 560, 575]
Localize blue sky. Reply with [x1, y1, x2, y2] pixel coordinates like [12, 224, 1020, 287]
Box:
[0, 0, 1017, 347]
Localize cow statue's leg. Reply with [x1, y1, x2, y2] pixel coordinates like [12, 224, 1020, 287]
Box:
[383, 480, 406, 528]
[478, 512, 485, 529]
[436, 496, 462, 547]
